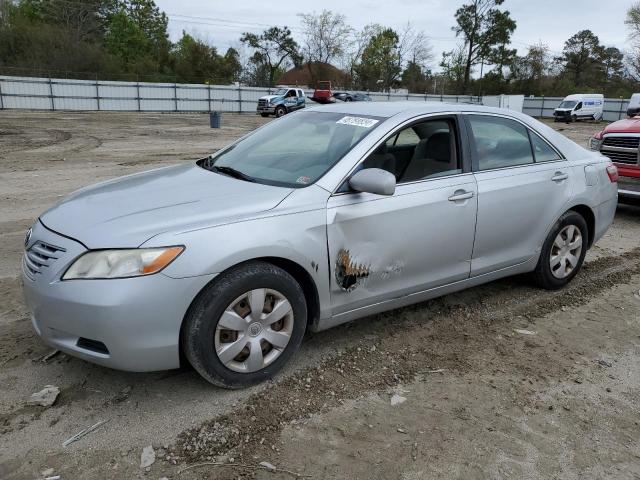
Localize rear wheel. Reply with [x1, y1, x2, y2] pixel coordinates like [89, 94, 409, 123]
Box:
[182, 262, 307, 388]
[275, 106, 287, 117]
[533, 211, 588, 290]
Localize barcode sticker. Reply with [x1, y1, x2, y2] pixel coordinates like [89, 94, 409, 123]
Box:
[336, 116, 379, 128]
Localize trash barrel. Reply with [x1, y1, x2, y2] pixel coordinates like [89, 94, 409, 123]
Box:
[209, 111, 221, 128]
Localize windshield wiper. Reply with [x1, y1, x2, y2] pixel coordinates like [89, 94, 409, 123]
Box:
[211, 165, 256, 183]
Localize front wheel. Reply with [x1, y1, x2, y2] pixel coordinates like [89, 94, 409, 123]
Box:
[182, 262, 307, 388]
[275, 106, 287, 117]
[260, 113, 270, 118]
[532, 211, 588, 290]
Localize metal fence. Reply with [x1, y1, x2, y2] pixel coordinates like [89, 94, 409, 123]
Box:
[522, 96, 631, 122]
[0, 75, 482, 113]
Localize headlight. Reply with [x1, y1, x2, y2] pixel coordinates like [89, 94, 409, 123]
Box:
[589, 137, 602, 151]
[62, 247, 184, 280]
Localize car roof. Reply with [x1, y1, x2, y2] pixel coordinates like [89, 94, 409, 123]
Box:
[307, 101, 516, 119]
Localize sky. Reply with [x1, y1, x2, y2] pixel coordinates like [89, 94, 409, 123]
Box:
[154, 0, 633, 71]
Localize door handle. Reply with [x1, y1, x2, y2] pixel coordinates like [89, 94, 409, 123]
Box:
[448, 190, 474, 202]
[552, 172, 569, 182]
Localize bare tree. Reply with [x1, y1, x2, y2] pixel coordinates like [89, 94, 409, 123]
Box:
[397, 22, 434, 69]
[298, 10, 352, 84]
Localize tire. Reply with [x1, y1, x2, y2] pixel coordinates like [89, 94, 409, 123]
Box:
[275, 106, 287, 117]
[571, 114, 578, 123]
[182, 262, 307, 388]
[532, 211, 588, 290]
[345, 97, 353, 102]
[260, 113, 270, 118]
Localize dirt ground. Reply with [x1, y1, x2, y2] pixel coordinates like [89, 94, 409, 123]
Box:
[0, 111, 639, 480]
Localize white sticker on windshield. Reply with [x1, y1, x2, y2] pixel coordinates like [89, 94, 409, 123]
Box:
[336, 116, 379, 128]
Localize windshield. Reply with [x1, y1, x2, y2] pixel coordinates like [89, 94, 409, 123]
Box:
[206, 111, 384, 187]
[271, 88, 288, 96]
[558, 101, 577, 109]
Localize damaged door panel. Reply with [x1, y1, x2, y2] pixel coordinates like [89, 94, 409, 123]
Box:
[326, 176, 478, 316]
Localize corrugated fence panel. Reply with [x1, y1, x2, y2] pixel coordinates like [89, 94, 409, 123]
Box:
[1, 75, 628, 119]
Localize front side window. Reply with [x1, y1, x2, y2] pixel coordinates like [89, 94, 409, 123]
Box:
[468, 115, 534, 171]
[361, 118, 461, 183]
[206, 112, 383, 187]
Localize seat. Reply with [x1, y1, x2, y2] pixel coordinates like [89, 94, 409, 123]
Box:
[401, 131, 452, 182]
[363, 144, 397, 177]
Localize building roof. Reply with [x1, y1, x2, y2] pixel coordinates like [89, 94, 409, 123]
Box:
[277, 62, 349, 88]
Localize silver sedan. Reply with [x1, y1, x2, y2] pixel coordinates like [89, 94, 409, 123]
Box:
[22, 103, 618, 388]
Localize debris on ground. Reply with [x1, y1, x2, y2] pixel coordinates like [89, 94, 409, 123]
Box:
[259, 461, 277, 471]
[596, 359, 613, 368]
[41, 468, 55, 476]
[390, 393, 407, 406]
[514, 329, 537, 336]
[32, 349, 61, 364]
[62, 420, 109, 447]
[140, 445, 156, 469]
[27, 385, 60, 407]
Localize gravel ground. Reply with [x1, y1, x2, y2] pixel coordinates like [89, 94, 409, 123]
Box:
[0, 112, 639, 480]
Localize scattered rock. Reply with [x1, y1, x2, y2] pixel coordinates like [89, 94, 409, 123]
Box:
[596, 359, 613, 368]
[27, 385, 59, 407]
[140, 446, 155, 469]
[260, 461, 276, 472]
[514, 329, 537, 336]
[390, 393, 407, 406]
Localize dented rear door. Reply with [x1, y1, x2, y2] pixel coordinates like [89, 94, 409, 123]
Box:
[326, 174, 478, 316]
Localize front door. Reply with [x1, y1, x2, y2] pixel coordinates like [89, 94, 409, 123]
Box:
[326, 116, 478, 315]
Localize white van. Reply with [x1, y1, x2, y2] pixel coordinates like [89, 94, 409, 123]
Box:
[627, 93, 640, 117]
[553, 94, 604, 123]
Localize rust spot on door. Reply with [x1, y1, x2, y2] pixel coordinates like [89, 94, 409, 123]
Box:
[335, 249, 370, 292]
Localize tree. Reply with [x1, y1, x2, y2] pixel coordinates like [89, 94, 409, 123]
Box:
[298, 9, 351, 83]
[240, 27, 300, 86]
[440, 45, 467, 93]
[558, 30, 604, 87]
[343, 23, 379, 87]
[401, 60, 431, 93]
[452, 0, 516, 93]
[626, 3, 640, 81]
[354, 27, 401, 91]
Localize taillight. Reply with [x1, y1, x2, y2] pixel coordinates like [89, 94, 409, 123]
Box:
[606, 164, 619, 183]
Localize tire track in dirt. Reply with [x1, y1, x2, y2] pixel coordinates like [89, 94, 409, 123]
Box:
[169, 247, 640, 475]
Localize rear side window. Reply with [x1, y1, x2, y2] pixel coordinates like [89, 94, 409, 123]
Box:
[530, 130, 561, 162]
[468, 115, 534, 171]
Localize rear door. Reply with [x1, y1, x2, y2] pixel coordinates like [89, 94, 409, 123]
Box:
[467, 114, 571, 276]
[326, 115, 478, 315]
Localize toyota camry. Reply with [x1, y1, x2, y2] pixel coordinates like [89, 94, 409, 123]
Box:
[22, 102, 618, 388]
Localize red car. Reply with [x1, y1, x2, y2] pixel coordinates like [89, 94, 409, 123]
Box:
[590, 117, 640, 203]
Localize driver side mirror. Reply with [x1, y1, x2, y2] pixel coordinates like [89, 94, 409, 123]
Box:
[349, 168, 396, 196]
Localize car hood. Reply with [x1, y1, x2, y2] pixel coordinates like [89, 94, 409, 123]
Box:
[602, 117, 640, 134]
[260, 95, 283, 102]
[40, 162, 293, 248]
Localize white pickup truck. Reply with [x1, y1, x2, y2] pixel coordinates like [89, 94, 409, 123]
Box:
[256, 87, 306, 118]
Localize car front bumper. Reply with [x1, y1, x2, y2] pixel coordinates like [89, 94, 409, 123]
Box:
[22, 220, 216, 372]
[257, 105, 276, 114]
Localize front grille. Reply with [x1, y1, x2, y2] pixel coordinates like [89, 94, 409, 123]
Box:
[23, 241, 65, 279]
[602, 136, 640, 149]
[601, 135, 640, 165]
[258, 99, 268, 107]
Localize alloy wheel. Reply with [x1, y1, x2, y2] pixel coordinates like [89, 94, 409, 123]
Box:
[214, 288, 294, 373]
[550, 225, 583, 279]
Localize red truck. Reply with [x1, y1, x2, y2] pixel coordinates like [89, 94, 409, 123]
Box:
[590, 117, 640, 203]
